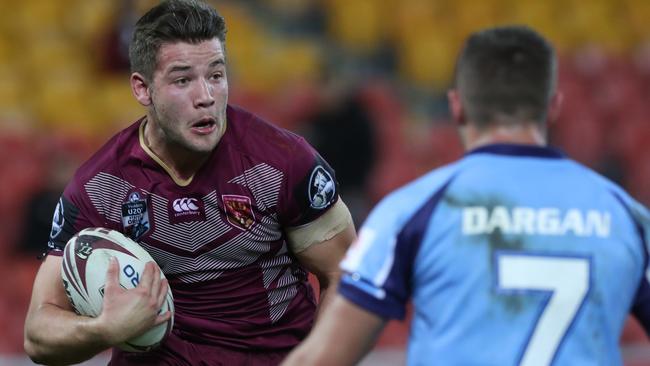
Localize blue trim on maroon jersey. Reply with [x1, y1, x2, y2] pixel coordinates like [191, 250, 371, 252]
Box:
[467, 144, 566, 159]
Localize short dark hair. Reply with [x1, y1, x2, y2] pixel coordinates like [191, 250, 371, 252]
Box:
[129, 0, 227, 81]
[454, 25, 557, 127]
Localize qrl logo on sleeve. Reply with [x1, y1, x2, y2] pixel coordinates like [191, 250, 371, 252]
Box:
[308, 166, 336, 209]
[50, 198, 65, 240]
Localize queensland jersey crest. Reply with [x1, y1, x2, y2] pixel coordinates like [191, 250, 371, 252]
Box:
[308, 165, 336, 209]
[222, 195, 255, 230]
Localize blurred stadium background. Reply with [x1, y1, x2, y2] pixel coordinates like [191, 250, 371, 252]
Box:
[1, 0, 649, 364]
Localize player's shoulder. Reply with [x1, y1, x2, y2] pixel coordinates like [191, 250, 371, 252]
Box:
[563, 158, 650, 226]
[367, 161, 464, 229]
[71, 118, 142, 185]
[565, 158, 636, 200]
[225, 104, 307, 158]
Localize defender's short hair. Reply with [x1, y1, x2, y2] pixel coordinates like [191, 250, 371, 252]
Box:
[129, 0, 227, 81]
[454, 25, 557, 127]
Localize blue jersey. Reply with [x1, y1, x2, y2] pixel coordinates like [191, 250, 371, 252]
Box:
[339, 144, 650, 366]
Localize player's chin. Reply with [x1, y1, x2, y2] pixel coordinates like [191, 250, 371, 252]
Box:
[186, 137, 219, 153]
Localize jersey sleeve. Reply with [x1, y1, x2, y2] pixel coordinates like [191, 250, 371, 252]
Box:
[45, 177, 97, 256]
[337, 192, 416, 320]
[279, 136, 339, 228]
[337, 168, 457, 321]
[628, 199, 650, 334]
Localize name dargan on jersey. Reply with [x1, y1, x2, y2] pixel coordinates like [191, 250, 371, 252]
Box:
[462, 206, 611, 237]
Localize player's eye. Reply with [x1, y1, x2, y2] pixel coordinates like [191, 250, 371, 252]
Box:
[174, 77, 189, 86]
[210, 72, 223, 81]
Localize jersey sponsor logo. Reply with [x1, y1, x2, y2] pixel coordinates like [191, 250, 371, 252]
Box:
[121, 191, 150, 241]
[223, 194, 255, 230]
[169, 197, 206, 224]
[462, 206, 611, 237]
[173, 198, 200, 213]
[308, 166, 335, 209]
[50, 197, 65, 240]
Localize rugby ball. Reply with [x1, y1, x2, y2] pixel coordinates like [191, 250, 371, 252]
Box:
[61, 227, 174, 352]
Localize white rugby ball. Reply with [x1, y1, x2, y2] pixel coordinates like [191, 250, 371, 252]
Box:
[61, 227, 174, 352]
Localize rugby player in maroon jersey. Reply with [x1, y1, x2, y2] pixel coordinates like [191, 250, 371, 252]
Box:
[24, 1, 356, 365]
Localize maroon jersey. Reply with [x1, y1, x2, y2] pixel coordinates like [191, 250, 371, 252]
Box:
[47, 105, 339, 356]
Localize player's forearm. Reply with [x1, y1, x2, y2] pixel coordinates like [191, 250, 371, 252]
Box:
[282, 340, 332, 366]
[24, 303, 110, 365]
[314, 271, 340, 320]
[285, 296, 386, 366]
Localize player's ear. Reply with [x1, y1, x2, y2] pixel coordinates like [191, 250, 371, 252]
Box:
[447, 89, 465, 126]
[547, 92, 563, 126]
[131, 72, 152, 106]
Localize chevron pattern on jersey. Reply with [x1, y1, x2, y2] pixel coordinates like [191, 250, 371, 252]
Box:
[140, 214, 283, 283]
[82, 173, 287, 284]
[260, 249, 292, 288]
[228, 163, 284, 212]
[83, 170, 300, 322]
[259, 244, 299, 323]
[268, 266, 299, 323]
[85, 172, 134, 223]
[149, 191, 231, 252]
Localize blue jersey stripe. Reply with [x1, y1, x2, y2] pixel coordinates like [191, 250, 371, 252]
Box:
[383, 177, 457, 305]
[339, 276, 406, 319]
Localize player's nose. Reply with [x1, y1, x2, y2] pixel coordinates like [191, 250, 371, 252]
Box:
[193, 78, 215, 108]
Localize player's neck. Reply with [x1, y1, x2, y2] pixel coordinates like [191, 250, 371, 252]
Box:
[462, 122, 546, 151]
[142, 120, 211, 182]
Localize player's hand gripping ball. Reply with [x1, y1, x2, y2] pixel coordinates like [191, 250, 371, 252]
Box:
[61, 227, 174, 352]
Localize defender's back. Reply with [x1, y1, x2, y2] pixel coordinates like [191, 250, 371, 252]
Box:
[340, 144, 650, 365]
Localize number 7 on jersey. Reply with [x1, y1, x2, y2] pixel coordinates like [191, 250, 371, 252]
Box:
[496, 252, 591, 366]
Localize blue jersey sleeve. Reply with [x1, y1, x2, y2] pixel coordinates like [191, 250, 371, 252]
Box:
[338, 166, 458, 320]
[338, 194, 413, 320]
[627, 198, 650, 334]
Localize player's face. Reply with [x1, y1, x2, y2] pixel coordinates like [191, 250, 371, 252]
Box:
[149, 38, 228, 153]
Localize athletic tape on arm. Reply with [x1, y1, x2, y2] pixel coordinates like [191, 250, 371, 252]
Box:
[286, 199, 353, 253]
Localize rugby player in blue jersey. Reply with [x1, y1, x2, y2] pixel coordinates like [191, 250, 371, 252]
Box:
[284, 25, 650, 366]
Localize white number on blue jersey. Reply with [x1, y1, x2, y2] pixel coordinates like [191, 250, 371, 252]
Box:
[497, 253, 591, 366]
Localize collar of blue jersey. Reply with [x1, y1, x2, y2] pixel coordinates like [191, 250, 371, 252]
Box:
[467, 143, 566, 159]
